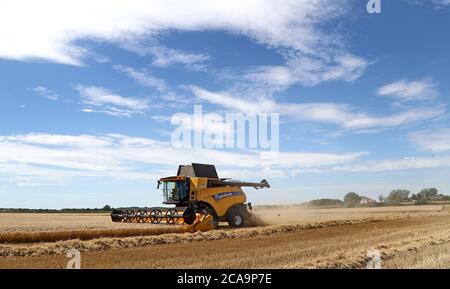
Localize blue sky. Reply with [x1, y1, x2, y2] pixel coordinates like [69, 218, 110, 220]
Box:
[1, 0, 450, 208]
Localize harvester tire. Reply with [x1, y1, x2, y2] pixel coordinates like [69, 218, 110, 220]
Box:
[183, 207, 196, 225]
[226, 205, 246, 228]
[198, 203, 219, 229]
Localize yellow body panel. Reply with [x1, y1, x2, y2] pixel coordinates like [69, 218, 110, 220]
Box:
[190, 177, 247, 217]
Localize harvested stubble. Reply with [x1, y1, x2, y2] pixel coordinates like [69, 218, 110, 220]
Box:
[0, 227, 186, 244]
[1, 209, 450, 269]
[0, 217, 393, 257]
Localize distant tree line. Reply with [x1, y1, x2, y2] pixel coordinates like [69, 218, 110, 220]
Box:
[0, 205, 112, 213]
[379, 188, 450, 205]
[344, 188, 450, 208]
[302, 199, 343, 208]
[3, 188, 450, 213]
[303, 188, 450, 209]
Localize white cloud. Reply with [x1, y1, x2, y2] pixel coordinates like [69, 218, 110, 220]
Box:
[246, 54, 370, 89]
[76, 85, 149, 110]
[407, 0, 450, 7]
[3, 132, 450, 183]
[148, 46, 210, 68]
[334, 106, 444, 130]
[113, 65, 191, 107]
[75, 85, 150, 117]
[0, 0, 352, 65]
[329, 155, 450, 173]
[377, 78, 438, 102]
[29, 86, 59, 101]
[113, 65, 167, 92]
[80, 108, 141, 118]
[191, 86, 275, 114]
[409, 128, 450, 152]
[0, 133, 364, 182]
[192, 86, 445, 130]
[432, 0, 450, 5]
[121, 39, 209, 71]
[1, 133, 112, 147]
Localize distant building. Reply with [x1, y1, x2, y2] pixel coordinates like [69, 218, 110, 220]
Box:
[360, 196, 377, 205]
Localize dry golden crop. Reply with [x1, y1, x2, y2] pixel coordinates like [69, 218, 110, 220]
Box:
[0, 227, 187, 244]
[0, 205, 448, 269]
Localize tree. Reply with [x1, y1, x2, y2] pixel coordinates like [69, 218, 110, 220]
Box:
[307, 199, 343, 208]
[417, 188, 439, 201]
[386, 189, 410, 205]
[378, 195, 385, 203]
[344, 192, 362, 207]
[102, 205, 112, 211]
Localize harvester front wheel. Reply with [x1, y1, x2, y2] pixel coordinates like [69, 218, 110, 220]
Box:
[183, 205, 218, 229]
[226, 205, 246, 228]
[183, 207, 196, 225]
[198, 203, 219, 229]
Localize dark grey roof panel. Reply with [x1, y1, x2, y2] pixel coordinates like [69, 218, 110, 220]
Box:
[177, 163, 219, 178]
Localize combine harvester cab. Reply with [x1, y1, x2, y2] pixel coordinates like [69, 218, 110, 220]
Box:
[111, 163, 270, 232]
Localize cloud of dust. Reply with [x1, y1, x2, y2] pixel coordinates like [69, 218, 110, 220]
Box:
[250, 206, 313, 226]
[250, 204, 445, 226]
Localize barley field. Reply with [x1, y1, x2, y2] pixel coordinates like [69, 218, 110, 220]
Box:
[0, 213, 160, 232]
[0, 205, 449, 268]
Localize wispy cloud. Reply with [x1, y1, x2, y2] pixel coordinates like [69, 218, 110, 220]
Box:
[0, 133, 365, 182]
[1, 133, 112, 147]
[74, 85, 150, 117]
[328, 155, 450, 173]
[29, 86, 59, 101]
[407, 0, 450, 8]
[3, 132, 450, 183]
[245, 54, 370, 90]
[431, 0, 450, 6]
[377, 78, 438, 102]
[121, 41, 210, 71]
[0, 0, 355, 66]
[191, 86, 445, 130]
[113, 65, 190, 107]
[149, 46, 210, 69]
[113, 65, 167, 93]
[80, 107, 144, 118]
[409, 128, 450, 152]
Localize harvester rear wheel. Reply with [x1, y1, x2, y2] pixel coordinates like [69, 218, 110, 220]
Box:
[226, 205, 246, 228]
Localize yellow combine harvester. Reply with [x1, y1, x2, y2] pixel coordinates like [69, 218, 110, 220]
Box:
[111, 163, 270, 231]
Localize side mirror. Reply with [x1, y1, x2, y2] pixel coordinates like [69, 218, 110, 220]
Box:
[157, 181, 161, 189]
